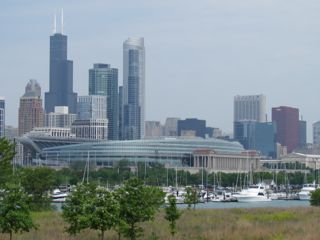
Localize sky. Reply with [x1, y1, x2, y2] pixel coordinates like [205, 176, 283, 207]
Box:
[1, 0, 320, 141]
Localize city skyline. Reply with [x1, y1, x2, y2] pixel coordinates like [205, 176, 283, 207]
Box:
[2, 1, 320, 141]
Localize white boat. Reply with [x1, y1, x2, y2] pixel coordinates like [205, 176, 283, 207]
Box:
[233, 183, 271, 202]
[298, 182, 319, 200]
[51, 189, 69, 203]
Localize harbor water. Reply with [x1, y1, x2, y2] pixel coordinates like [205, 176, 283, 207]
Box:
[53, 200, 310, 211]
[178, 200, 310, 209]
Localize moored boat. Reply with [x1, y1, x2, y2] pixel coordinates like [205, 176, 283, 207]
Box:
[233, 183, 271, 202]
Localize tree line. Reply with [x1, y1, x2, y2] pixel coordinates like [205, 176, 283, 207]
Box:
[0, 138, 183, 240]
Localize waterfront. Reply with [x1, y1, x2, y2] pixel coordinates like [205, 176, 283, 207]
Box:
[53, 199, 310, 212]
[181, 199, 310, 209]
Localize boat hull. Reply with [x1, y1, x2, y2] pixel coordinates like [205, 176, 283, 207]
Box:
[234, 195, 271, 202]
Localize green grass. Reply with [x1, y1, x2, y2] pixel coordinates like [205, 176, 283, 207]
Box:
[1, 207, 320, 240]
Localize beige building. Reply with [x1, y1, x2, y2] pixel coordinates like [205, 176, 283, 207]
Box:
[193, 149, 260, 173]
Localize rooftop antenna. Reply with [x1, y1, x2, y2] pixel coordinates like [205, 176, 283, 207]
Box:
[61, 8, 64, 34]
[53, 11, 57, 34]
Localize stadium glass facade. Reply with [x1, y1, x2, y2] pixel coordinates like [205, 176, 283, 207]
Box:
[34, 138, 245, 167]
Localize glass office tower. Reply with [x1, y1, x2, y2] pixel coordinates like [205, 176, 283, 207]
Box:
[123, 37, 145, 140]
[89, 64, 118, 140]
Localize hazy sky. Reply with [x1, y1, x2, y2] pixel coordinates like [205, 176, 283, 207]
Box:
[1, 0, 320, 141]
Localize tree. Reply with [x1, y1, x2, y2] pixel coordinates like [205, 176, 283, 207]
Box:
[0, 183, 36, 240]
[62, 183, 94, 235]
[88, 187, 120, 240]
[63, 183, 120, 240]
[0, 138, 15, 187]
[20, 167, 55, 210]
[116, 178, 165, 240]
[310, 189, 320, 206]
[184, 187, 198, 210]
[165, 195, 181, 237]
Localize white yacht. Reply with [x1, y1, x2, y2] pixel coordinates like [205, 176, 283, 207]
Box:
[51, 189, 69, 203]
[233, 183, 271, 202]
[298, 182, 319, 200]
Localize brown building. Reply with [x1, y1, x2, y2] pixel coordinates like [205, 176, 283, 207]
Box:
[272, 106, 299, 153]
[18, 80, 44, 136]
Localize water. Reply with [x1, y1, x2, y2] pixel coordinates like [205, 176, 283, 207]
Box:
[178, 200, 310, 209]
[53, 200, 310, 212]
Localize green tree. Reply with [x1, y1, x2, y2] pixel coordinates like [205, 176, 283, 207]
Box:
[62, 183, 94, 235]
[0, 138, 15, 187]
[0, 183, 36, 240]
[116, 178, 165, 240]
[20, 167, 55, 210]
[310, 189, 320, 206]
[165, 195, 181, 237]
[88, 187, 120, 240]
[184, 187, 198, 210]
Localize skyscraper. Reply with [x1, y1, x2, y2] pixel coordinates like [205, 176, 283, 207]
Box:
[89, 64, 118, 140]
[45, 14, 77, 114]
[123, 37, 145, 140]
[0, 97, 4, 138]
[77, 95, 107, 120]
[313, 121, 320, 145]
[234, 95, 266, 122]
[18, 80, 44, 136]
[118, 86, 123, 140]
[272, 106, 299, 153]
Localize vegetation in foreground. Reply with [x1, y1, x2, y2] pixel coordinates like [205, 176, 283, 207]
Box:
[1, 207, 320, 240]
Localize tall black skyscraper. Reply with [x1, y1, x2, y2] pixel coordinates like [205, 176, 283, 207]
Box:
[45, 13, 77, 114]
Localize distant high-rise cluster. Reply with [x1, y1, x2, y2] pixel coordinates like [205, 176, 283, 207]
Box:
[4, 13, 318, 165]
[0, 97, 5, 138]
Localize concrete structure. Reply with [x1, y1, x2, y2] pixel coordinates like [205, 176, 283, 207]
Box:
[77, 95, 107, 120]
[18, 80, 44, 136]
[45, 23, 77, 114]
[89, 64, 118, 140]
[272, 106, 299, 153]
[45, 106, 76, 128]
[29, 127, 76, 138]
[145, 121, 163, 138]
[313, 121, 320, 145]
[234, 94, 266, 122]
[123, 37, 145, 140]
[178, 118, 206, 138]
[193, 149, 260, 172]
[0, 97, 4, 137]
[164, 118, 180, 136]
[71, 119, 108, 140]
[279, 153, 320, 170]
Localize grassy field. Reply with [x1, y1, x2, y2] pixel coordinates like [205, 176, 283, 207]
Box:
[1, 207, 320, 240]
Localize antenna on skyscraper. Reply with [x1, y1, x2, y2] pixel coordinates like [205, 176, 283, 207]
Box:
[61, 8, 64, 34]
[53, 11, 57, 34]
